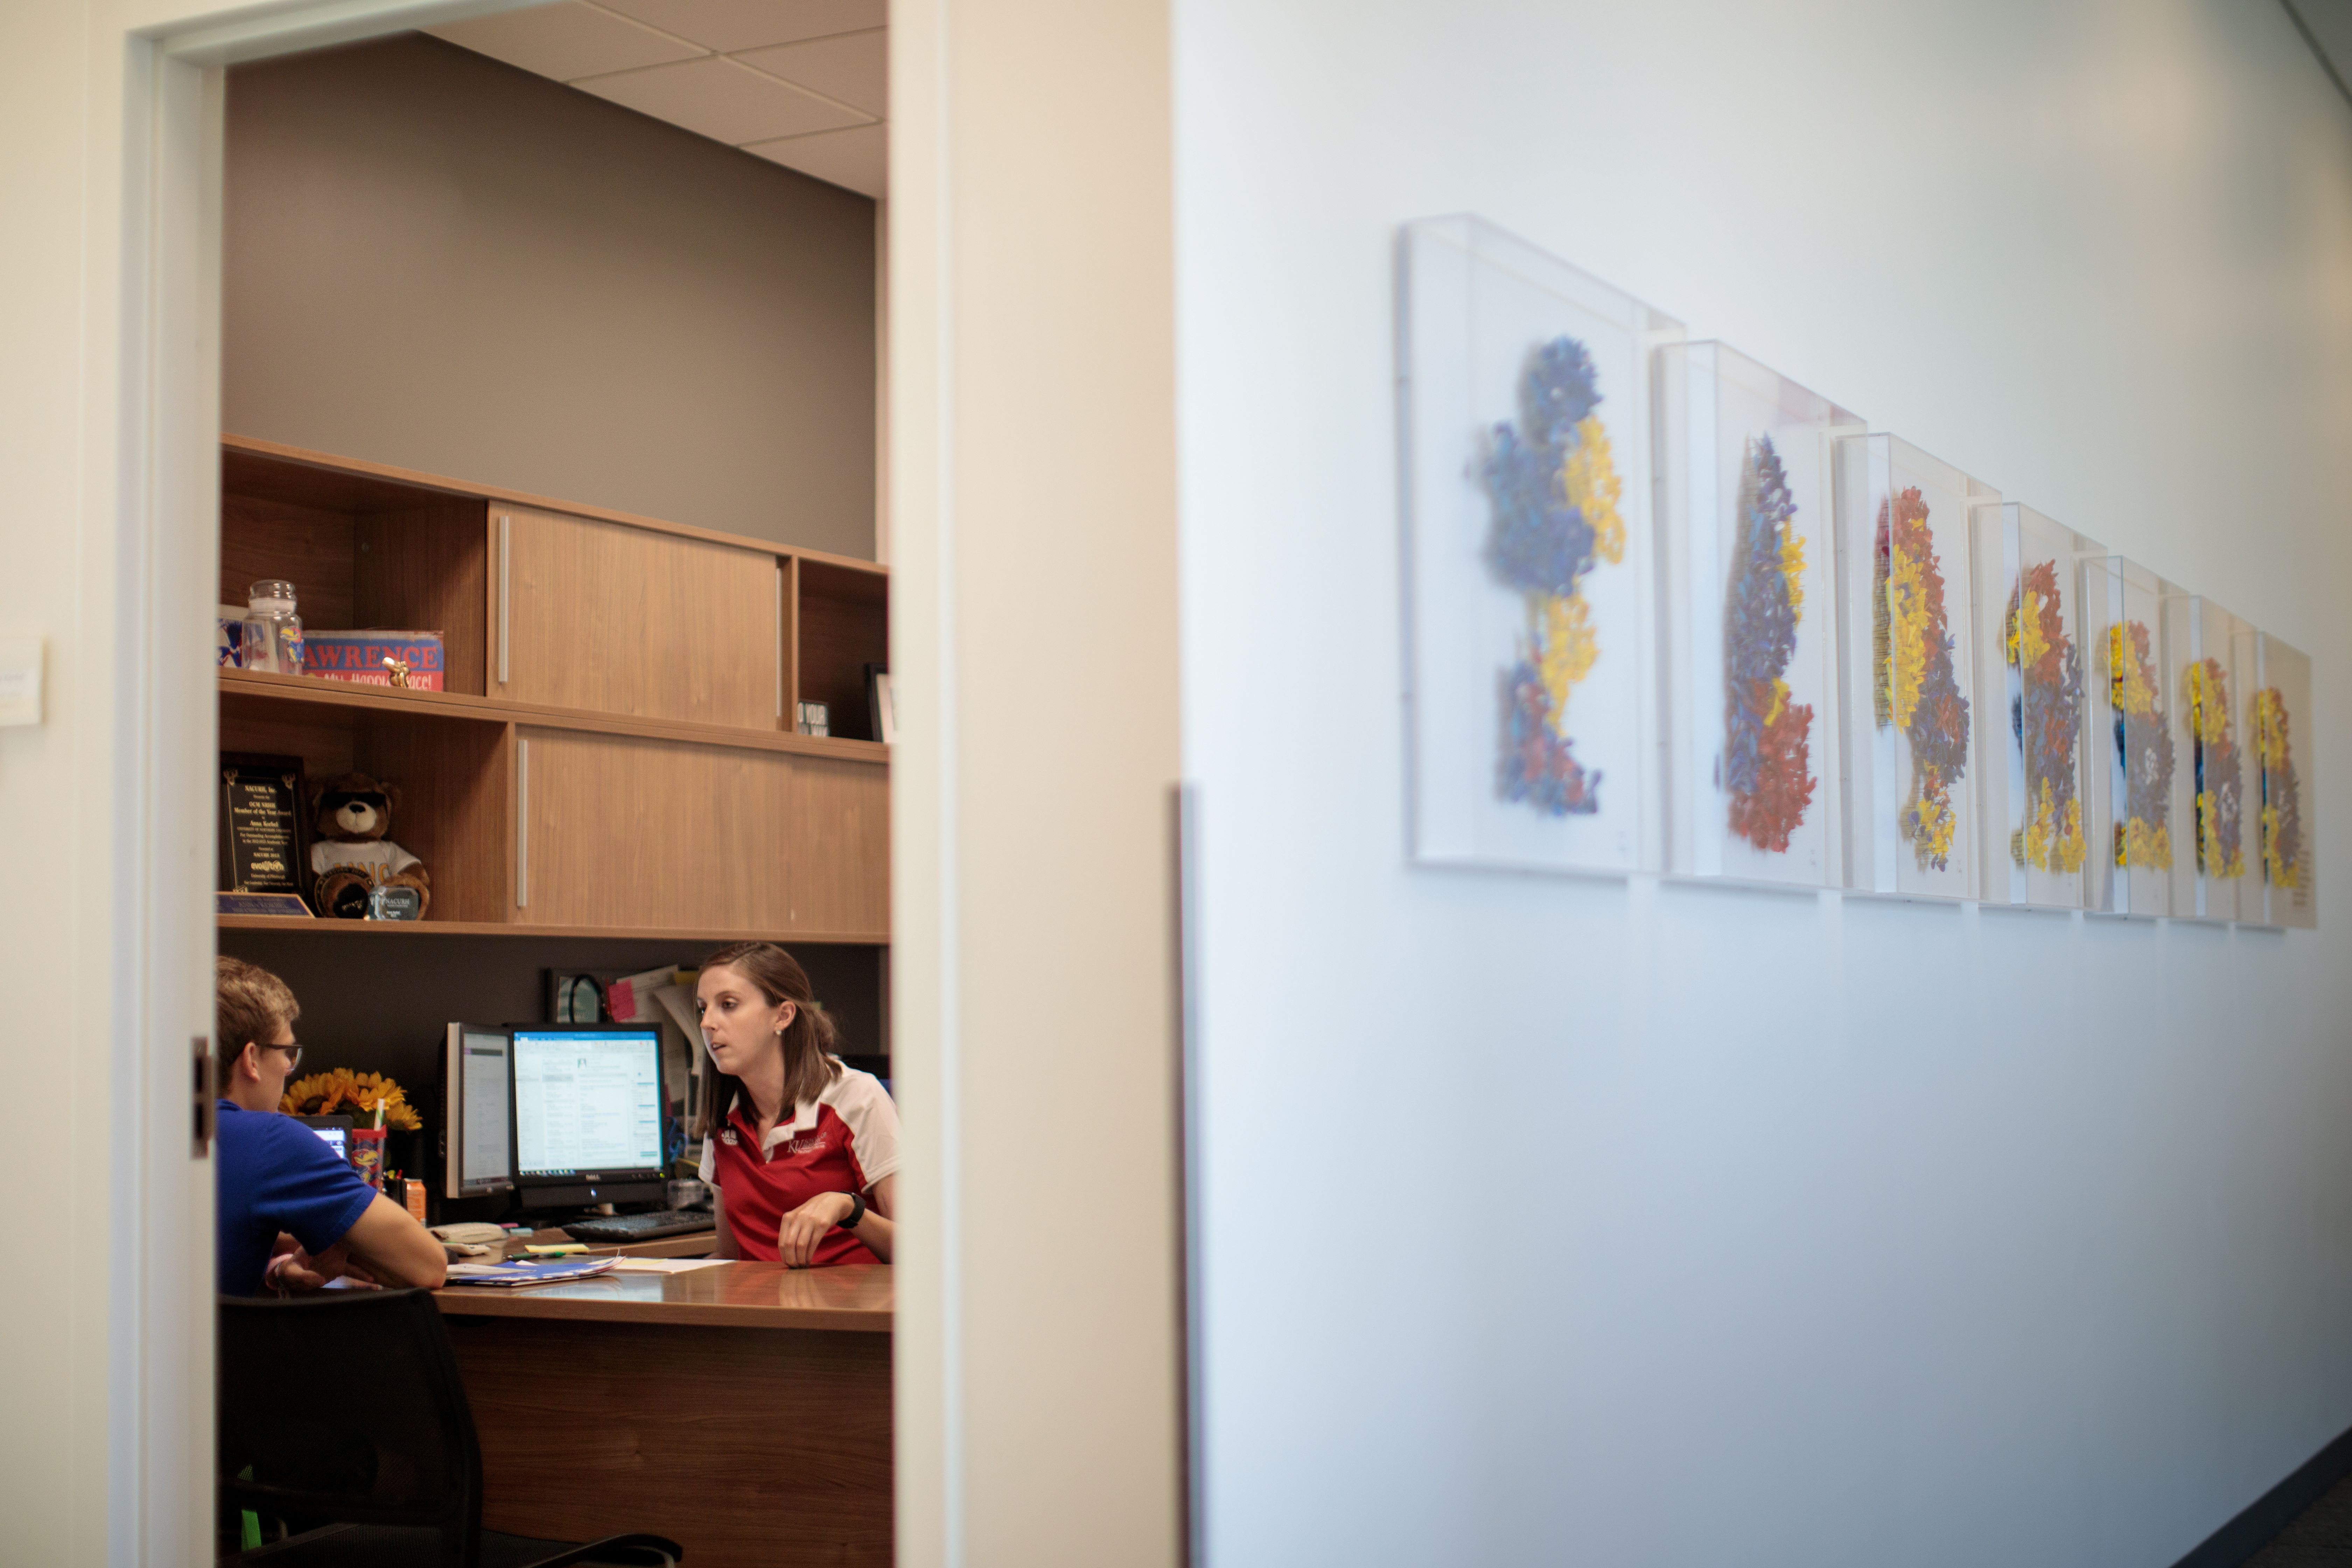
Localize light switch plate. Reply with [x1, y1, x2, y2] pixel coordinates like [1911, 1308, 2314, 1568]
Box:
[0, 636, 45, 727]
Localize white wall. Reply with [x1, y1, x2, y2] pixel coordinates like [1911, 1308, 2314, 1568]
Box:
[1175, 3, 2352, 1564]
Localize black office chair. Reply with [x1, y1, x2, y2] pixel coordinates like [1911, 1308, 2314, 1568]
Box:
[217, 1290, 683, 1568]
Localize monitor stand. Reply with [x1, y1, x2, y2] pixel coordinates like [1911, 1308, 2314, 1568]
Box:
[516, 1177, 667, 1213]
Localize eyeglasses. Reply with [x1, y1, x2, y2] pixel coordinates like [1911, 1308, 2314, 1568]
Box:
[268, 1042, 304, 1070]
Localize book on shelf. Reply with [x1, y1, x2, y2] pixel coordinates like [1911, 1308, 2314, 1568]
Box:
[300, 630, 447, 691]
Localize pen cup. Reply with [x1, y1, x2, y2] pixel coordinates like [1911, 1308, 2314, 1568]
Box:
[349, 1127, 386, 1191]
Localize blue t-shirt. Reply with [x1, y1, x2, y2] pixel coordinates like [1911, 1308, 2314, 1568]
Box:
[215, 1101, 379, 1296]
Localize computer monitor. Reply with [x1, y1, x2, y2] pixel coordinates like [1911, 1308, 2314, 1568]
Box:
[440, 1023, 514, 1200]
[508, 1024, 666, 1209]
[295, 1114, 351, 1161]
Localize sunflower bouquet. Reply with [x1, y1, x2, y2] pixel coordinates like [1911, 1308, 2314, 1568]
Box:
[279, 1068, 422, 1132]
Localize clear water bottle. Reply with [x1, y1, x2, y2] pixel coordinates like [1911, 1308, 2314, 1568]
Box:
[241, 580, 304, 675]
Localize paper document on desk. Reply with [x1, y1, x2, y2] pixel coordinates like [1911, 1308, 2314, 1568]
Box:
[444, 1257, 618, 1287]
[608, 1256, 727, 1274]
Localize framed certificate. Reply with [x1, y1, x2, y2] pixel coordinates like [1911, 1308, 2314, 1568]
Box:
[218, 752, 314, 911]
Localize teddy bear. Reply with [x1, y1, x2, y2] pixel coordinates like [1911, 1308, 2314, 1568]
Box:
[308, 771, 432, 919]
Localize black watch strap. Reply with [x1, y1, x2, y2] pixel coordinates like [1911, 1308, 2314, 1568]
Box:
[838, 1190, 866, 1231]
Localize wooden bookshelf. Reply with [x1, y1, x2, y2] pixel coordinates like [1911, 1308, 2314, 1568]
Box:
[218, 439, 890, 943]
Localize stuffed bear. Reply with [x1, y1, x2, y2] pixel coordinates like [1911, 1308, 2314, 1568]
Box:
[309, 772, 432, 919]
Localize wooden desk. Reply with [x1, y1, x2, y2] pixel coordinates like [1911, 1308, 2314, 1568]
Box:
[434, 1263, 892, 1567]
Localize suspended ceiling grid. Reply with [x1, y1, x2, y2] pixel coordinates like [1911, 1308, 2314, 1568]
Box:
[428, 0, 886, 198]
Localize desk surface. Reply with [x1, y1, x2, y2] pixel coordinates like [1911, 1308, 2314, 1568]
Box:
[433, 1260, 892, 1332]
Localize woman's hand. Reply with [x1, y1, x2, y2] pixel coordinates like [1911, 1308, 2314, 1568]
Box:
[775, 1190, 857, 1267]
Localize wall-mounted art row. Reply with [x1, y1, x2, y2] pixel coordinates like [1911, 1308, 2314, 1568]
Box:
[1400, 215, 1682, 873]
[1395, 215, 2315, 926]
[1658, 343, 1858, 886]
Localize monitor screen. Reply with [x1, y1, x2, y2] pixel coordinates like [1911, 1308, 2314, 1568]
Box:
[460, 1028, 511, 1192]
[511, 1027, 664, 1181]
[306, 1122, 348, 1160]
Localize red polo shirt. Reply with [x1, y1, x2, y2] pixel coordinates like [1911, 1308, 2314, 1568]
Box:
[697, 1063, 899, 1267]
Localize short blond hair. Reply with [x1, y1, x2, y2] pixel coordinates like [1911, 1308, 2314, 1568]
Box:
[216, 957, 299, 1091]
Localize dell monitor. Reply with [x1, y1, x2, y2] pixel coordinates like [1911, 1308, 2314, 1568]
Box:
[509, 1024, 666, 1210]
[440, 1023, 514, 1200]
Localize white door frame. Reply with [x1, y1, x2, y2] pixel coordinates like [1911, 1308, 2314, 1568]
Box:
[100, 5, 1188, 1560]
[101, 5, 537, 1559]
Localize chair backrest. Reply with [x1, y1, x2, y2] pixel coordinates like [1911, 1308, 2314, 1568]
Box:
[218, 1289, 482, 1564]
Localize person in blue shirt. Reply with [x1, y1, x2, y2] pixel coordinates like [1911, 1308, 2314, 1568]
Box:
[215, 957, 446, 1296]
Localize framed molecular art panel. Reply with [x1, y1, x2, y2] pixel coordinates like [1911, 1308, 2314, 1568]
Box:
[1656, 341, 1861, 887]
[2252, 631, 2316, 929]
[1971, 504, 2102, 912]
[2079, 555, 2177, 918]
[1834, 434, 1991, 901]
[2162, 593, 2257, 923]
[1399, 216, 1682, 874]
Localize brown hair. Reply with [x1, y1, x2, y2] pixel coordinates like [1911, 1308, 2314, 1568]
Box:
[215, 956, 300, 1093]
[696, 942, 841, 1138]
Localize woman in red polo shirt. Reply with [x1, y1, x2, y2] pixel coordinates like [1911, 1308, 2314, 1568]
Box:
[694, 941, 899, 1265]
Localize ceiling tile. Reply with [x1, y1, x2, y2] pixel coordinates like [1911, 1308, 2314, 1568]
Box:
[594, 0, 883, 54]
[734, 28, 884, 117]
[427, 2, 705, 83]
[743, 122, 886, 198]
[575, 55, 869, 144]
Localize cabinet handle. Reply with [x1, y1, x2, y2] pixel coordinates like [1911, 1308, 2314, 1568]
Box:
[775, 563, 785, 720]
[498, 514, 511, 686]
[516, 736, 529, 909]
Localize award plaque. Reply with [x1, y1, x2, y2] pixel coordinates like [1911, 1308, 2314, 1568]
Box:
[219, 752, 313, 910]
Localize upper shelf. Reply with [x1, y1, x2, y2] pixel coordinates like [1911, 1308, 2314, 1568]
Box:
[219, 667, 888, 766]
[220, 434, 891, 743]
[224, 435, 887, 578]
[217, 913, 890, 945]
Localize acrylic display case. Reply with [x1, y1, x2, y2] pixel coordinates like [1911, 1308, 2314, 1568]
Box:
[1656, 343, 1861, 886]
[2079, 556, 2176, 918]
[2252, 631, 2316, 929]
[1398, 215, 1682, 874]
[2161, 593, 2256, 922]
[1969, 505, 2101, 911]
[1833, 434, 1989, 900]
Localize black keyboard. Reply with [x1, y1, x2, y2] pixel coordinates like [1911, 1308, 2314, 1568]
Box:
[563, 1209, 716, 1242]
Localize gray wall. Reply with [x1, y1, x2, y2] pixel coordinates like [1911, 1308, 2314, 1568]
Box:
[225, 33, 875, 557]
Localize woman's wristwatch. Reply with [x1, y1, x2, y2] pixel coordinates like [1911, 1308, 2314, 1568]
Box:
[838, 1191, 866, 1231]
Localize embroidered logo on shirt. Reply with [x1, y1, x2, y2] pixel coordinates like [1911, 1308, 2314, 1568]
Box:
[720, 1129, 738, 1145]
[784, 1135, 828, 1157]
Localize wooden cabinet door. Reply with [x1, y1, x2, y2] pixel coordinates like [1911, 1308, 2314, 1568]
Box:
[496, 506, 780, 728]
[515, 728, 887, 938]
